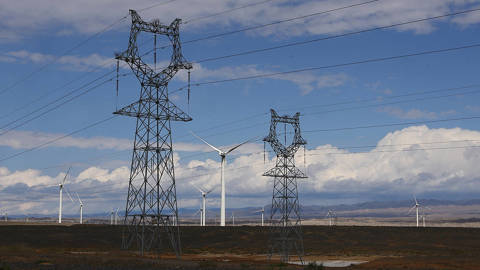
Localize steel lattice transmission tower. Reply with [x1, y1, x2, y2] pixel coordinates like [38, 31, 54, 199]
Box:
[263, 109, 307, 263]
[114, 10, 192, 256]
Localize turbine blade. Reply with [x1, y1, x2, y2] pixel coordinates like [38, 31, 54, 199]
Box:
[62, 167, 71, 185]
[206, 187, 215, 194]
[225, 138, 251, 155]
[407, 205, 416, 214]
[414, 196, 418, 205]
[65, 188, 75, 203]
[190, 131, 222, 154]
[75, 192, 83, 205]
[189, 182, 205, 194]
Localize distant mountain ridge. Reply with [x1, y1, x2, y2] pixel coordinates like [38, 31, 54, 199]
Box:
[7, 199, 480, 219]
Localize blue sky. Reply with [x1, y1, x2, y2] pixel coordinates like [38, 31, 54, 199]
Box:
[1, 0, 480, 216]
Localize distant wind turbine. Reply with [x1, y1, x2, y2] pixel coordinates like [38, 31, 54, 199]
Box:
[326, 210, 336, 226]
[191, 131, 250, 226]
[191, 184, 214, 226]
[254, 207, 265, 226]
[75, 193, 84, 224]
[57, 168, 74, 224]
[408, 196, 421, 227]
[231, 212, 235, 226]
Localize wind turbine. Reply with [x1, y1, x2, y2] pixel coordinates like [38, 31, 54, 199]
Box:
[192, 183, 214, 226]
[408, 197, 421, 227]
[191, 131, 250, 227]
[115, 208, 119, 225]
[110, 209, 114, 225]
[75, 193, 83, 224]
[254, 207, 265, 226]
[326, 210, 336, 226]
[57, 168, 73, 224]
[231, 212, 235, 226]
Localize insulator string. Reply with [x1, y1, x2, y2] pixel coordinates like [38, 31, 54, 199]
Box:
[115, 59, 119, 110]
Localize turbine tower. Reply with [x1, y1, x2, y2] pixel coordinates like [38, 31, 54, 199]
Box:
[263, 109, 307, 264]
[57, 168, 73, 224]
[115, 10, 192, 256]
[408, 197, 420, 227]
[326, 210, 336, 226]
[254, 207, 265, 226]
[75, 193, 83, 224]
[192, 184, 213, 226]
[191, 132, 250, 227]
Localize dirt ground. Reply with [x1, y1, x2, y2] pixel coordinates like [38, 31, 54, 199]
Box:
[0, 224, 479, 269]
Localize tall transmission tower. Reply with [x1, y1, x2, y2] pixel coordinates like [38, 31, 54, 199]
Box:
[263, 109, 307, 263]
[114, 10, 192, 256]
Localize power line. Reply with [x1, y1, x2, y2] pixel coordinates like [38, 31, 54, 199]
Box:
[279, 84, 480, 113]
[144, 0, 382, 52]
[0, 74, 127, 137]
[0, 0, 182, 96]
[307, 86, 480, 116]
[0, 16, 128, 96]
[137, 0, 179, 12]
[187, 43, 480, 87]
[193, 7, 480, 63]
[0, 70, 116, 132]
[183, 0, 276, 24]
[304, 115, 480, 133]
[0, 115, 118, 163]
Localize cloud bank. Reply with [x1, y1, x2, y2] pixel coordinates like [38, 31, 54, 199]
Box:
[2, 125, 480, 214]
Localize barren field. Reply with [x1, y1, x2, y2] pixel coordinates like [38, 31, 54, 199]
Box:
[0, 224, 479, 269]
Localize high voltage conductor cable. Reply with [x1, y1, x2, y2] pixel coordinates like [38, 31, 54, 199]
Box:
[174, 83, 480, 143]
[183, 0, 276, 24]
[192, 7, 480, 63]
[0, 76, 124, 137]
[177, 43, 480, 88]
[0, 115, 118, 163]
[0, 16, 128, 96]
[137, 0, 179, 12]
[304, 115, 480, 133]
[0, 70, 116, 131]
[307, 87, 480, 116]
[278, 84, 480, 113]
[0, 0, 181, 96]
[182, 0, 381, 44]
[0, 64, 115, 120]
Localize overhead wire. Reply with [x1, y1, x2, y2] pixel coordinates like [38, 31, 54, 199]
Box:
[0, 72, 129, 137]
[172, 43, 480, 90]
[0, 16, 129, 96]
[192, 7, 480, 64]
[181, 0, 381, 45]
[0, 0, 182, 97]
[182, 0, 277, 24]
[0, 115, 118, 163]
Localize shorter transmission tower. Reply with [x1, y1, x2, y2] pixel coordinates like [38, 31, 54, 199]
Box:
[263, 109, 307, 263]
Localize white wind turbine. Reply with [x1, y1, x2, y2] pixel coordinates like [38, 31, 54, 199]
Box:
[231, 212, 235, 226]
[57, 168, 74, 224]
[326, 210, 336, 226]
[192, 184, 214, 227]
[191, 131, 250, 227]
[254, 207, 265, 226]
[115, 208, 119, 225]
[408, 196, 421, 227]
[75, 193, 84, 224]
